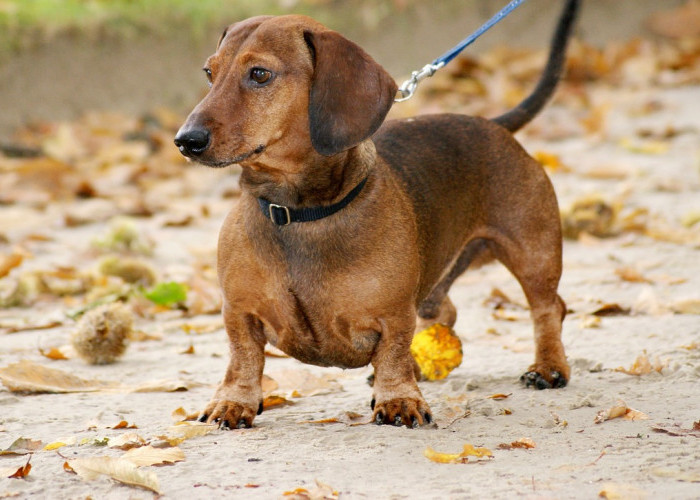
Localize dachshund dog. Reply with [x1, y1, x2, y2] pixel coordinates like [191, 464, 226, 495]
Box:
[175, 0, 580, 428]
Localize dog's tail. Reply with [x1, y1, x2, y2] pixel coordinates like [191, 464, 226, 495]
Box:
[492, 0, 580, 133]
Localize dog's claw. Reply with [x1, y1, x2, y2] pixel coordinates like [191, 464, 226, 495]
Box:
[221, 420, 231, 430]
[393, 415, 402, 426]
[521, 370, 568, 390]
[423, 412, 432, 424]
[370, 398, 376, 410]
[198, 413, 209, 423]
[375, 412, 384, 425]
[236, 419, 248, 429]
[411, 416, 419, 429]
[257, 402, 264, 415]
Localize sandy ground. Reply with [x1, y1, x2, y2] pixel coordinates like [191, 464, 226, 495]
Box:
[1, 18, 700, 500]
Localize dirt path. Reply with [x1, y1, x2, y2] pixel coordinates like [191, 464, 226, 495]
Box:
[1, 7, 699, 499]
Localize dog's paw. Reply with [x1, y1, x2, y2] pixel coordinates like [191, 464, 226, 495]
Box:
[520, 370, 568, 390]
[371, 397, 433, 428]
[198, 399, 263, 430]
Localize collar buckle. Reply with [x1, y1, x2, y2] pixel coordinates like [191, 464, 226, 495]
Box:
[269, 203, 291, 226]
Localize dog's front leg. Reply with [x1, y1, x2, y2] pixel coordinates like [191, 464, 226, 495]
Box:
[198, 305, 265, 429]
[371, 319, 432, 428]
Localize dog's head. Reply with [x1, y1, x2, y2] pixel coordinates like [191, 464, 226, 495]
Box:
[174, 15, 397, 171]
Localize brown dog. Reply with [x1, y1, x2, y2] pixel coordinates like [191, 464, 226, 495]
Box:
[175, 0, 580, 429]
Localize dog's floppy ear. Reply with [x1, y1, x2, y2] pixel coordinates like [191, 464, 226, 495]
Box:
[304, 29, 397, 156]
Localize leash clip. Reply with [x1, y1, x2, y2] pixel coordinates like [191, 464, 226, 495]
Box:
[395, 62, 443, 102]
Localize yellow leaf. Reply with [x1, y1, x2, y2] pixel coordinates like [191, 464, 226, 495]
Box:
[410, 324, 463, 381]
[263, 395, 293, 410]
[48, 436, 77, 449]
[533, 151, 570, 172]
[599, 482, 647, 499]
[67, 456, 160, 494]
[38, 346, 69, 361]
[424, 444, 493, 464]
[487, 393, 511, 400]
[618, 137, 669, 154]
[121, 445, 184, 466]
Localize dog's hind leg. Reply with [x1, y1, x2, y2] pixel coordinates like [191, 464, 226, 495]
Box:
[416, 239, 490, 331]
[487, 234, 568, 389]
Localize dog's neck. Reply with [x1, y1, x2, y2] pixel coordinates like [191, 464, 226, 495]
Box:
[239, 140, 375, 209]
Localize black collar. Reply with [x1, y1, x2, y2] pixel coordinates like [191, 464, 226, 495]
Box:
[257, 176, 368, 226]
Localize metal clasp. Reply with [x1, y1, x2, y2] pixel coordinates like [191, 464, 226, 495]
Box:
[269, 204, 291, 226]
[395, 62, 444, 102]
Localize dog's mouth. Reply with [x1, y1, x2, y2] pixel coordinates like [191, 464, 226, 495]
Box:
[194, 144, 266, 168]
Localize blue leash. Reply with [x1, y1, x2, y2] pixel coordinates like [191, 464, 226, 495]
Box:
[395, 0, 528, 102]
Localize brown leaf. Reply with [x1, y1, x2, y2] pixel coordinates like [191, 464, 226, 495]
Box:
[179, 343, 195, 355]
[7, 457, 31, 479]
[614, 351, 666, 376]
[0, 437, 43, 456]
[615, 267, 651, 284]
[263, 395, 293, 410]
[487, 393, 511, 400]
[38, 346, 69, 361]
[498, 437, 536, 450]
[111, 420, 138, 430]
[282, 480, 339, 499]
[590, 303, 631, 317]
[0, 253, 23, 279]
[0, 360, 115, 393]
[651, 422, 700, 438]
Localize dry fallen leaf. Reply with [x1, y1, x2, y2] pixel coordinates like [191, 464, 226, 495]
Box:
[121, 445, 184, 466]
[282, 480, 339, 499]
[170, 407, 199, 423]
[158, 421, 217, 446]
[5, 456, 31, 479]
[487, 393, 511, 400]
[111, 420, 138, 430]
[0, 437, 43, 456]
[498, 437, 536, 450]
[599, 482, 648, 500]
[0, 252, 23, 279]
[614, 351, 666, 376]
[263, 395, 293, 410]
[38, 346, 69, 361]
[594, 401, 649, 424]
[651, 421, 700, 438]
[0, 360, 115, 393]
[67, 456, 160, 494]
[108, 432, 146, 450]
[424, 444, 493, 464]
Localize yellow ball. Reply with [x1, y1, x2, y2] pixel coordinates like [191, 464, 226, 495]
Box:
[410, 323, 463, 381]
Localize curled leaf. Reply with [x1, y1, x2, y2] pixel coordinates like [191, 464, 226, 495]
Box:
[424, 444, 493, 464]
[67, 456, 160, 494]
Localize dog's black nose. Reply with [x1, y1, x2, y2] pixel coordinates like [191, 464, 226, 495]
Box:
[174, 128, 210, 157]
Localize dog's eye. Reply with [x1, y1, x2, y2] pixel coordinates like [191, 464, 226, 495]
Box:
[203, 68, 213, 87]
[250, 68, 272, 85]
